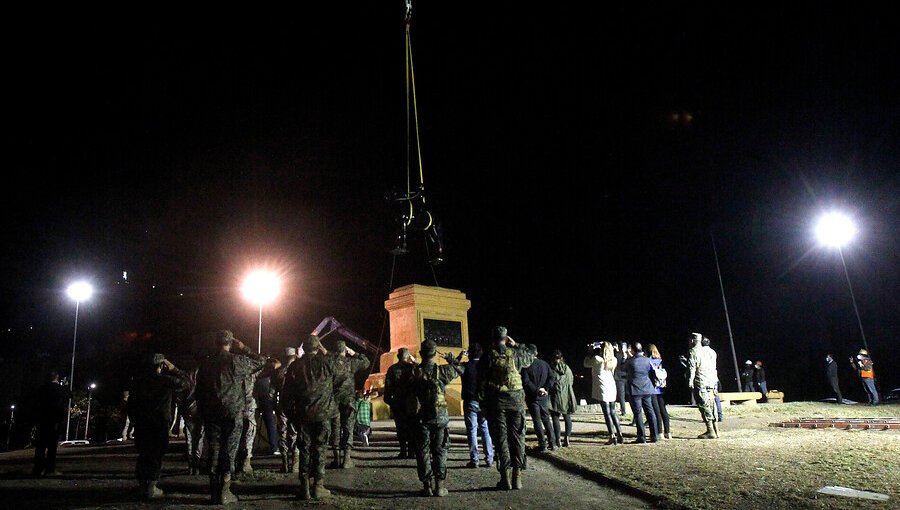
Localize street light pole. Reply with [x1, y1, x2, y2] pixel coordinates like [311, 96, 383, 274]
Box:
[65, 299, 80, 442]
[838, 247, 868, 353]
[258, 304, 263, 354]
[84, 383, 96, 442]
[6, 405, 14, 447]
[242, 270, 280, 355]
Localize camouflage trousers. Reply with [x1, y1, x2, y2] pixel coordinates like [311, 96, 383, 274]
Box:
[412, 422, 450, 481]
[205, 414, 243, 475]
[693, 386, 717, 423]
[488, 408, 527, 471]
[329, 401, 358, 450]
[297, 421, 331, 478]
[276, 408, 298, 456]
[238, 404, 257, 460]
[183, 406, 205, 464]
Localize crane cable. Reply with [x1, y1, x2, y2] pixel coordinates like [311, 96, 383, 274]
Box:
[404, 2, 427, 226]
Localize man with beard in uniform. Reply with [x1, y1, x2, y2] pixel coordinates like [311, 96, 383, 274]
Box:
[196, 331, 273, 504]
[328, 339, 370, 469]
[409, 339, 465, 497]
[273, 346, 300, 473]
[383, 347, 416, 458]
[283, 334, 340, 500]
[477, 326, 532, 491]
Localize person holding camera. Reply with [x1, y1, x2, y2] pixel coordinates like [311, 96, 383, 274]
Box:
[129, 353, 190, 499]
[196, 330, 271, 504]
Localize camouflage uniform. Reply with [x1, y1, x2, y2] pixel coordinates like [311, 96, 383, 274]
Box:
[176, 367, 205, 474]
[196, 332, 267, 504]
[273, 350, 299, 472]
[409, 340, 465, 496]
[329, 340, 370, 463]
[686, 334, 719, 439]
[236, 371, 258, 470]
[478, 327, 532, 490]
[282, 335, 340, 499]
[383, 348, 415, 458]
[129, 354, 189, 498]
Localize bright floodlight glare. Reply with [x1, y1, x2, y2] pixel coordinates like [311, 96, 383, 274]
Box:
[815, 212, 857, 248]
[242, 271, 281, 305]
[89, 383, 97, 389]
[67, 282, 94, 302]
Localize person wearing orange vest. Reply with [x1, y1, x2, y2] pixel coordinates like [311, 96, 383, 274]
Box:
[850, 349, 879, 405]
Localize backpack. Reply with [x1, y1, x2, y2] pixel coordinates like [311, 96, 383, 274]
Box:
[651, 363, 668, 389]
[487, 348, 523, 393]
[407, 363, 446, 420]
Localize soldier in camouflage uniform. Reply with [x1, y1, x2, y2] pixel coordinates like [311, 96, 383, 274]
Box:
[328, 339, 370, 469]
[282, 335, 340, 500]
[409, 339, 465, 497]
[196, 331, 273, 504]
[477, 326, 532, 490]
[686, 333, 719, 439]
[273, 346, 300, 473]
[383, 347, 416, 458]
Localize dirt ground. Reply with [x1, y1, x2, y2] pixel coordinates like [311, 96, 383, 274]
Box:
[0, 418, 658, 510]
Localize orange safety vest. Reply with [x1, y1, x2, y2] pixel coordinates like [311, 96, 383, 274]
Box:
[859, 359, 874, 378]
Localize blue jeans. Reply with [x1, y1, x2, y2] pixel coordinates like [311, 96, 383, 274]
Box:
[861, 378, 879, 404]
[464, 400, 493, 464]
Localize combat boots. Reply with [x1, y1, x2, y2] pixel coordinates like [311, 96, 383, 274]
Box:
[562, 434, 570, 447]
[512, 467, 523, 490]
[698, 421, 717, 439]
[297, 476, 311, 500]
[434, 477, 448, 497]
[220, 474, 239, 504]
[496, 469, 512, 490]
[291, 452, 300, 474]
[328, 448, 341, 468]
[342, 448, 354, 469]
[239, 457, 253, 473]
[138, 480, 164, 499]
[280, 453, 289, 473]
[422, 479, 434, 496]
[209, 475, 221, 504]
[311, 477, 331, 499]
[712, 421, 720, 439]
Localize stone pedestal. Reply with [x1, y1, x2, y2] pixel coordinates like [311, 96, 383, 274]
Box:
[365, 284, 471, 419]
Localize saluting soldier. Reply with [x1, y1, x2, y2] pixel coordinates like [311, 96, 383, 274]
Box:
[383, 347, 416, 458]
[328, 339, 370, 469]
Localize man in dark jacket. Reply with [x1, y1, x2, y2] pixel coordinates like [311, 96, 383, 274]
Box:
[383, 347, 416, 458]
[521, 344, 557, 451]
[32, 370, 71, 477]
[613, 342, 629, 416]
[129, 353, 190, 499]
[624, 343, 659, 443]
[754, 361, 768, 401]
[825, 354, 843, 404]
[461, 342, 493, 468]
[409, 339, 465, 496]
[196, 331, 271, 504]
[740, 360, 755, 392]
[328, 339, 370, 469]
[283, 334, 340, 500]
[477, 326, 532, 491]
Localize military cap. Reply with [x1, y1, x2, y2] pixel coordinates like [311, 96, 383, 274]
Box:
[420, 339, 437, 358]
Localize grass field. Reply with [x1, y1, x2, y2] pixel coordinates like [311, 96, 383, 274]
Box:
[551, 401, 899, 509]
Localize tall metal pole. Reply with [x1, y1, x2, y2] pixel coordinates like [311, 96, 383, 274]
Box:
[84, 388, 93, 441]
[712, 233, 741, 391]
[838, 247, 868, 353]
[65, 300, 80, 442]
[258, 304, 263, 354]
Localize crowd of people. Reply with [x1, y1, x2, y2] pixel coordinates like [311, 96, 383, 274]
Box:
[28, 326, 884, 503]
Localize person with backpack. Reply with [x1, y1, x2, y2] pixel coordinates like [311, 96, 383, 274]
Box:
[647, 344, 671, 440]
[408, 339, 465, 497]
[477, 326, 533, 491]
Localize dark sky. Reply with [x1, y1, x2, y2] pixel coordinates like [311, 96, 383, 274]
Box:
[1, 3, 897, 405]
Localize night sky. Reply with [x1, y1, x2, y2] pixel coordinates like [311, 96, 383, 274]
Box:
[1, 3, 897, 408]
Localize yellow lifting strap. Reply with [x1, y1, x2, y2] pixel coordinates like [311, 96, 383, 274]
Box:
[405, 12, 425, 200]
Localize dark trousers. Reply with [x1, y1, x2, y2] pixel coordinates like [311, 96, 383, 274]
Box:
[413, 422, 449, 481]
[651, 394, 670, 435]
[32, 421, 61, 475]
[329, 401, 358, 450]
[205, 414, 242, 475]
[297, 420, 330, 478]
[600, 401, 622, 438]
[184, 408, 205, 464]
[258, 398, 280, 454]
[390, 407, 411, 454]
[549, 411, 572, 446]
[828, 376, 843, 403]
[488, 407, 526, 470]
[527, 401, 553, 448]
[615, 379, 627, 414]
[276, 408, 298, 456]
[629, 395, 658, 442]
[135, 419, 169, 481]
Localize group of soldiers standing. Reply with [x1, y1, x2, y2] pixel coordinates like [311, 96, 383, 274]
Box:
[127, 330, 370, 503]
